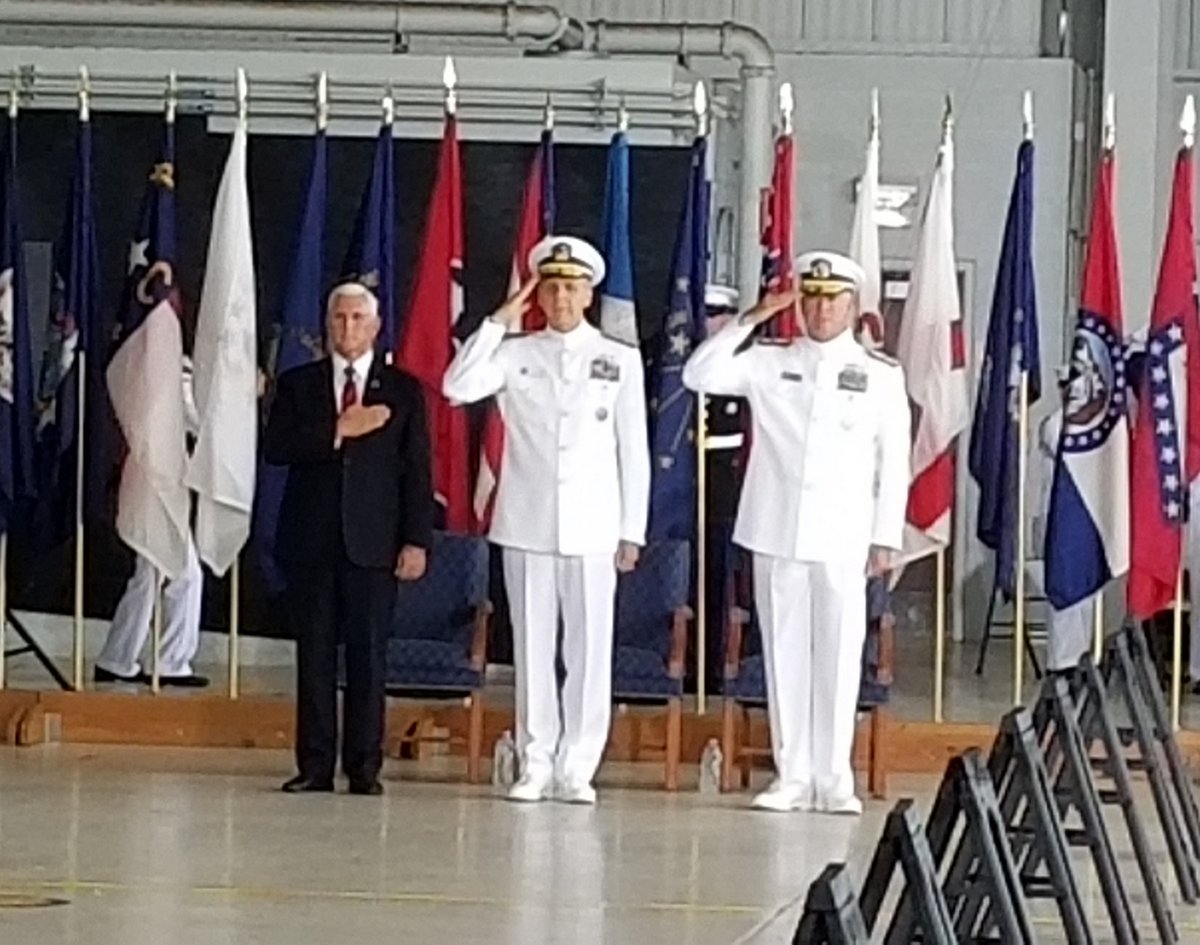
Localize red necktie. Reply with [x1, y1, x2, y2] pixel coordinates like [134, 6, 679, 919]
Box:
[341, 365, 358, 413]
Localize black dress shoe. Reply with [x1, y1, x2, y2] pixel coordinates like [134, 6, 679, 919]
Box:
[94, 666, 148, 685]
[281, 775, 334, 794]
[158, 674, 210, 689]
[348, 779, 384, 796]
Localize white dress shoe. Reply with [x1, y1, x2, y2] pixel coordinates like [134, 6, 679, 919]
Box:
[506, 775, 552, 803]
[750, 780, 813, 812]
[819, 793, 864, 816]
[557, 781, 597, 805]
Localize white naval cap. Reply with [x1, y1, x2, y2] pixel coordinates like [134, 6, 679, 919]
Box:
[794, 250, 866, 297]
[528, 235, 607, 287]
[704, 283, 740, 311]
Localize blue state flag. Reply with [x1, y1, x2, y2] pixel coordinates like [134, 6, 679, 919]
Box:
[341, 122, 395, 349]
[648, 136, 708, 541]
[0, 111, 37, 535]
[968, 140, 1041, 599]
[255, 130, 327, 592]
[37, 111, 108, 546]
[599, 130, 637, 346]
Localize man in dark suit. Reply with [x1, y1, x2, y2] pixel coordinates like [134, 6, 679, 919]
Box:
[265, 282, 432, 796]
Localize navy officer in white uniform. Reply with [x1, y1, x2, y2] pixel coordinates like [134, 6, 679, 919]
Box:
[683, 251, 910, 814]
[443, 236, 650, 805]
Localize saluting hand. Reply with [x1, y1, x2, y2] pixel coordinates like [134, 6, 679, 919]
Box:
[336, 404, 391, 446]
[491, 276, 539, 332]
[740, 289, 801, 327]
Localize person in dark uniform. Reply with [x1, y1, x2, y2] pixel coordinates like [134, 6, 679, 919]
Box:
[265, 282, 433, 796]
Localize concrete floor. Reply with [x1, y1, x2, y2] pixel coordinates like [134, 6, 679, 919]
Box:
[0, 746, 1199, 943]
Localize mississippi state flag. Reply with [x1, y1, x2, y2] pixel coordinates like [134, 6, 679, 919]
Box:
[1045, 151, 1129, 609]
[1129, 143, 1200, 618]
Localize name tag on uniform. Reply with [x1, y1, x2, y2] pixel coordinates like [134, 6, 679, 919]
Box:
[837, 366, 868, 393]
[590, 356, 620, 381]
[780, 370, 803, 383]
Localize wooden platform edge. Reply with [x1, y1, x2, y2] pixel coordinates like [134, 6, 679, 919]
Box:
[0, 690, 1018, 776]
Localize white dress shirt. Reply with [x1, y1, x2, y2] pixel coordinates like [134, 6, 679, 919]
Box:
[443, 318, 651, 556]
[331, 349, 374, 411]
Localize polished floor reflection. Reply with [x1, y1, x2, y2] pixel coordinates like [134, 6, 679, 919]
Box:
[1, 746, 1200, 943]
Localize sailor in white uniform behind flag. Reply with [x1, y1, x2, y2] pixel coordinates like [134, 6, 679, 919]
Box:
[683, 251, 910, 814]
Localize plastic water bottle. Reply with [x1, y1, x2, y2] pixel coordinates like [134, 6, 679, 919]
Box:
[492, 730, 517, 790]
[698, 738, 722, 794]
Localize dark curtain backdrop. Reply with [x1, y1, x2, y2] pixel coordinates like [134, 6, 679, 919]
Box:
[7, 111, 691, 640]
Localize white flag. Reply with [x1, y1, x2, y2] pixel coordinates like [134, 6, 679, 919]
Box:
[185, 119, 257, 576]
[849, 108, 883, 348]
[895, 124, 969, 563]
[107, 296, 190, 579]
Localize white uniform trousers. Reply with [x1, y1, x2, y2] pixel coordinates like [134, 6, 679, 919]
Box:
[1046, 594, 1095, 673]
[96, 536, 203, 678]
[753, 554, 866, 799]
[502, 548, 616, 786]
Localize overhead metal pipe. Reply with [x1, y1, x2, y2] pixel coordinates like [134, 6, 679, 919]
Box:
[0, 1, 583, 50]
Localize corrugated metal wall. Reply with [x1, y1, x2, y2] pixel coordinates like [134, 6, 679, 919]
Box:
[559, 0, 1043, 55]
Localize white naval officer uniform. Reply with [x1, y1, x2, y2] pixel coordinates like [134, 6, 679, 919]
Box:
[1035, 407, 1094, 672]
[443, 238, 650, 797]
[96, 358, 204, 681]
[683, 262, 910, 810]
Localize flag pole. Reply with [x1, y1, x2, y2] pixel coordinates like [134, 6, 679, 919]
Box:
[1091, 95, 1116, 670]
[1174, 565, 1184, 731]
[226, 68, 249, 702]
[151, 569, 163, 695]
[72, 65, 91, 693]
[1012, 91, 1034, 708]
[930, 95, 952, 723]
[0, 80, 16, 693]
[694, 79, 709, 714]
[1172, 96, 1194, 732]
[934, 547, 946, 722]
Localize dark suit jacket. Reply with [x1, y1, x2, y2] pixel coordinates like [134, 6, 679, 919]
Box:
[264, 354, 434, 569]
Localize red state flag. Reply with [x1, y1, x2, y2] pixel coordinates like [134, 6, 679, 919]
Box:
[396, 116, 471, 534]
[1129, 143, 1200, 617]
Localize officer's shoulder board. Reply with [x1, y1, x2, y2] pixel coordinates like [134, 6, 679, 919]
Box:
[865, 348, 899, 367]
[754, 336, 794, 347]
[600, 331, 638, 349]
[500, 330, 530, 342]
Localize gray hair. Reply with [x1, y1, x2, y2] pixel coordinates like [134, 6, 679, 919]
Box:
[326, 282, 380, 319]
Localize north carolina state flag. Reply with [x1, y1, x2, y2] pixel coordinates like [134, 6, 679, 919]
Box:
[473, 130, 554, 530]
[1128, 143, 1200, 617]
[396, 116, 471, 533]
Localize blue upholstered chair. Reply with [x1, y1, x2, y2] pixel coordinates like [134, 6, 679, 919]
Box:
[719, 553, 894, 797]
[383, 530, 491, 782]
[611, 539, 692, 790]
